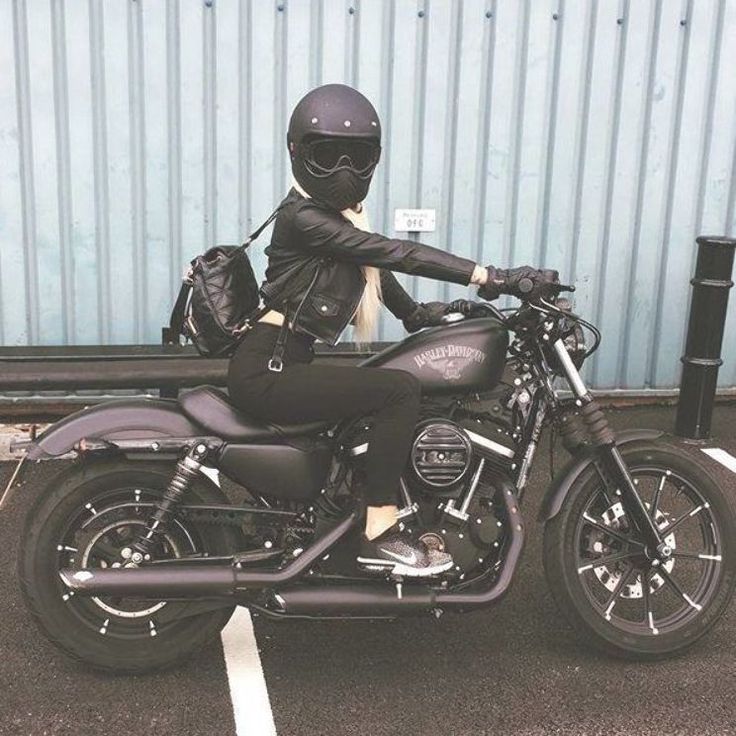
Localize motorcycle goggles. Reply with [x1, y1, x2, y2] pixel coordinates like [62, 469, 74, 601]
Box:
[302, 137, 381, 179]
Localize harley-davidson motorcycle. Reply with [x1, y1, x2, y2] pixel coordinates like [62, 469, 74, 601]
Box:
[14, 284, 736, 673]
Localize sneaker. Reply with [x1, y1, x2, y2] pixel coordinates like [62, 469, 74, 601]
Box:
[357, 522, 454, 578]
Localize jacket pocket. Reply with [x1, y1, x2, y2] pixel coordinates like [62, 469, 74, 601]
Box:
[308, 293, 341, 317]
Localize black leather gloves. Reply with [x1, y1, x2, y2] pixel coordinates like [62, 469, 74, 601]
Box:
[446, 299, 478, 316]
[402, 299, 477, 333]
[477, 266, 559, 302]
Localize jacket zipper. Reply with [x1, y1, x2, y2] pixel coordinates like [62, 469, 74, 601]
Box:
[288, 258, 325, 329]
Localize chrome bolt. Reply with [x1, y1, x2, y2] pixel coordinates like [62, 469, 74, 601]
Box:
[131, 552, 143, 564]
[121, 547, 132, 560]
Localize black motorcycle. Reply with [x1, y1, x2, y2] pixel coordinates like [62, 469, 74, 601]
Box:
[15, 284, 736, 673]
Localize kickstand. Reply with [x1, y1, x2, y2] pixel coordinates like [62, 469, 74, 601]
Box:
[0, 455, 28, 510]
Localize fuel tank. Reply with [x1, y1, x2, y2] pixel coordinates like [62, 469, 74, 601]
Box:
[360, 317, 509, 395]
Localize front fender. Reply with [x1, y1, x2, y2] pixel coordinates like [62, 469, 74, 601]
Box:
[27, 398, 203, 460]
[537, 429, 665, 523]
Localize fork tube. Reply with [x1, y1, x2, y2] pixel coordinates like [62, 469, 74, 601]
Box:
[552, 340, 664, 552]
[552, 340, 588, 398]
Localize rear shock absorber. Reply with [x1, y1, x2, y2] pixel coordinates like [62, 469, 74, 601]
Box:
[131, 442, 209, 560]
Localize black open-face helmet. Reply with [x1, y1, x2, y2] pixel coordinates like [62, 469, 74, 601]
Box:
[287, 84, 382, 211]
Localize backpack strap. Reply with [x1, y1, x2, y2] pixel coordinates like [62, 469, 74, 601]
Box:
[266, 257, 327, 373]
[163, 278, 193, 345]
[241, 204, 285, 249]
[267, 306, 291, 373]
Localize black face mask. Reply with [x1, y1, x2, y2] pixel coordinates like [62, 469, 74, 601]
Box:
[294, 167, 372, 211]
[291, 140, 377, 211]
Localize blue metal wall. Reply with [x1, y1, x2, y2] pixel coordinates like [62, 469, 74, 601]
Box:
[1, 0, 735, 390]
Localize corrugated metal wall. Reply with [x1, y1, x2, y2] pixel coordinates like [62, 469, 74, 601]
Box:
[1, 0, 735, 390]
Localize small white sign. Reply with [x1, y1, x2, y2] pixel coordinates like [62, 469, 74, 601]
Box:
[394, 208, 436, 232]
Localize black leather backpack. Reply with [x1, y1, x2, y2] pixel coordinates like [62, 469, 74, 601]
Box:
[164, 208, 282, 358]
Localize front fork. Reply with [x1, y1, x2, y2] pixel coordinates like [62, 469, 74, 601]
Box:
[552, 340, 669, 560]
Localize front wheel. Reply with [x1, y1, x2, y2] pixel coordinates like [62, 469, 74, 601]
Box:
[544, 442, 736, 659]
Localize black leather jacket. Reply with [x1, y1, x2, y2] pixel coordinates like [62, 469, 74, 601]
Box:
[258, 188, 477, 345]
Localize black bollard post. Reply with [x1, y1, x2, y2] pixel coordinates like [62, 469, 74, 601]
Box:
[675, 236, 736, 440]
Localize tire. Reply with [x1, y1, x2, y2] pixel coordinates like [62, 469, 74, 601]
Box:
[18, 458, 242, 674]
[543, 442, 736, 660]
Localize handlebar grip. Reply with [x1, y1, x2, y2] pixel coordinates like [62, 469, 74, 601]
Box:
[518, 277, 534, 294]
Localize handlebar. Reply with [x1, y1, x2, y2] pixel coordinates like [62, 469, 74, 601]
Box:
[517, 279, 575, 299]
[550, 282, 576, 295]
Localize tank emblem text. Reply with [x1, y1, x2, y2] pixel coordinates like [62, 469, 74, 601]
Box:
[412, 344, 487, 381]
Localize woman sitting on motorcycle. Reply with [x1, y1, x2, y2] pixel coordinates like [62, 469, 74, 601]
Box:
[228, 84, 556, 577]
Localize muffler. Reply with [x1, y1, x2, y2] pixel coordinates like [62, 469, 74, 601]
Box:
[274, 583, 436, 616]
[59, 512, 357, 599]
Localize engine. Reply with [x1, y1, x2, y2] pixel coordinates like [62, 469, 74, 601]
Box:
[403, 415, 518, 578]
[344, 402, 520, 581]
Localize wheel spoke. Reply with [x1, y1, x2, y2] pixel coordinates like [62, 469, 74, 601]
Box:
[650, 474, 667, 521]
[600, 563, 636, 620]
[582, 513, 646, 548]
[671, 550, 722, 562]
[577, 549, 640, 574]
[658, 566, 703, 612]
[592, 483, 616, 509]
[662, 503, 708, 535]
[641, 569, 658, 635]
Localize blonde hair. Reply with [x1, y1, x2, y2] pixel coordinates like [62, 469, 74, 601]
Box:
[290, 177, 383, 345]
[339, 204, 382, 345]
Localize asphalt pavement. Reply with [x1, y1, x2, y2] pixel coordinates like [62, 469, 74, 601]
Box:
[1, 404, 735, 736]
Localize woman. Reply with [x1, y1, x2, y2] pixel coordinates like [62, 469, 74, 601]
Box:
[228, 84, 555, 577]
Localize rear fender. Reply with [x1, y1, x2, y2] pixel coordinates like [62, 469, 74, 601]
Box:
[27, 398, 203, 460]
[538, 429, 665, 523]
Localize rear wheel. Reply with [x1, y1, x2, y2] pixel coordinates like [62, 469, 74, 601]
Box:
[544, 443, 736, 659]
[19, 459, 241, 674]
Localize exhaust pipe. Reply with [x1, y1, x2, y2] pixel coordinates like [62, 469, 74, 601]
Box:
[274, 583, 436, 616]
[436, 478, 524, 609]
[273, 477, 525, 617]
[59, 512, 357, 598]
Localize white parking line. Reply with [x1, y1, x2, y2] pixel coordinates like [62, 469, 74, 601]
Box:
[221, 606, 277, 736]
[702, 448, 736, 475]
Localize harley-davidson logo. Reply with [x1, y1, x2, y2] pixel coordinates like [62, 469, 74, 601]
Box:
[413, 344, 487, 381]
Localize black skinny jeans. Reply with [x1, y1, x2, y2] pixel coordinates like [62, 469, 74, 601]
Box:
[227, 323, 421, 505]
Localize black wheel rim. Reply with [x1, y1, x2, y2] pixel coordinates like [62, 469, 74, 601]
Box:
[55, 485, 204, 641]
[573, 465, 723, 638]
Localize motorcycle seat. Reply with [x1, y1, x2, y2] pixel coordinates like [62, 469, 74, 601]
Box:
[179, 386, 334, 442]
